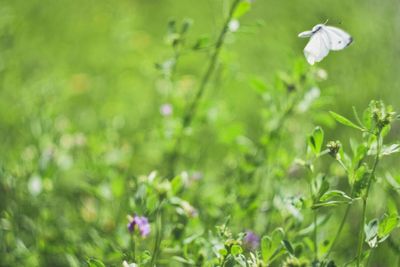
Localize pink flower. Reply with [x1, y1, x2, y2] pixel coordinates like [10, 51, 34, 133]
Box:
[160, 104, 173, 117]
[243, 230, 260, 250]
[127, 215, 150, 238]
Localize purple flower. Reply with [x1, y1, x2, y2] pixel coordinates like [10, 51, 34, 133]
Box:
[127, 215, 151, 238]
[160, 104, 173, 117]
[243, 231, 260, 250]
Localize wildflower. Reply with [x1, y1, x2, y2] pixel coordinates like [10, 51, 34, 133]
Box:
[243, 231, 260, 250]
[228, 20, 240, 32]
[282, 257, 309, 267]
[181, 200, 198, 218]
[327, 140, 341, 160]
[160, 103, 173, 116]
[370, 100, 395, 130]
[127, 215, 150, 238]
[122, 260, 137, 267]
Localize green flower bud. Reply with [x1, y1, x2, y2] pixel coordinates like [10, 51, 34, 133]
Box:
[327, 140, 341, 160]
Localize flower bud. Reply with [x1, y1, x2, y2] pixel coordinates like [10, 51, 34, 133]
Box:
[327, 140, 341, 160]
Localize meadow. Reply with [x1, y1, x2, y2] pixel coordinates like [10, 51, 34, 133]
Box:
[1, 0, 400, 266]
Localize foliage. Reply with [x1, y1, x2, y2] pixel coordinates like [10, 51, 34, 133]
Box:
[1, 0, 400, 266]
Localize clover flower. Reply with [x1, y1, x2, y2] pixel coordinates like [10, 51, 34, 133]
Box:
[127, 215, 150, 238]
[228, 20, 240, 32]
[160, 103, 173, 117]
[243, 230, 260, 250]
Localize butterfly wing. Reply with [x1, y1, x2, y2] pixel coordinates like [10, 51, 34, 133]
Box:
[324, 26, 352, 51]
[303, 30, 330, 65]
[298, 30, 313, 38]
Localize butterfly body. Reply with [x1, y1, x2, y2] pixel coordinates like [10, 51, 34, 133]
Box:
[298, 24, 353, 65]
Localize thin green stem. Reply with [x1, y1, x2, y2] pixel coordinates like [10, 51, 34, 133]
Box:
[324, 195, 352, 259]
[325, 132, 373, 260]
[324, 168, 354, 259]
[150, 201, 164, 266]
[337, 158, 349, 173]
[313, 210, 318, 261]
[167, 0, 242, 178]
[356, 198, 367, 266]
[307, 175, 318, 261]
[130, 235, 136, 262]
[356, 132, 381, 266]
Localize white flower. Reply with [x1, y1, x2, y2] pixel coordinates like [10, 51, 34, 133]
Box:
[122, 260, 137, 267]
[228, 20, 240, 32]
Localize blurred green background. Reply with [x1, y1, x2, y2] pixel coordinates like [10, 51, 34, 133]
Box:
[1, 0, 399, 156]
[1, 0, 400, 266]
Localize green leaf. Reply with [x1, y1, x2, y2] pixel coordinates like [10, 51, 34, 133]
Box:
[313, 127, 324, 155]
[86, 259, 106, 267]
[353, 166, 370, 197]
[231, 244, 243, 256]
[316, 178, 329, 200]
[250, 77, 268, 93]
[378, 213, 399, 239]
[233, 1, 251, 19]
[329, 111, 364, 131]
[312, 200, 352, 209]
[261, 236, 272, 261]
[171, 175, 183, 194]
[319, 190, 352, 202]
[193, 36, 210, 50]
[352, 106, 365, 128]
[308, 126, 324, 155]
[363, 103, 373, 129]
[282, 240, 294, 255]
[219, 248, 228, 256]
[351, 143, 368, 169]
[261, 228, 285, 262]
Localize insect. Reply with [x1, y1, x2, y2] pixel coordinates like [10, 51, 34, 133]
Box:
[298, 23, 353, 65]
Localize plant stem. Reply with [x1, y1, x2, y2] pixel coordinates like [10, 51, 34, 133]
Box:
[325, 133, 373, 260]
[150, 201, 164, 266]
[356, 198, 367, 266]
[167, 0, 242, 178]
[308, 176, 318, 261]
[324, 198, 351, 259]
[313, 210, 318, 261]
[130, 235, 136, 262]
[356, 132, 381, 266]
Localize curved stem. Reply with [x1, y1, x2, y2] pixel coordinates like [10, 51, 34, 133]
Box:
[356, 132, 381, 266]
[167, 0, 242, 177]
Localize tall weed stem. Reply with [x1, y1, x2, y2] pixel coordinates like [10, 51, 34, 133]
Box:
[167, 0, 242, 177]
[356, 131, 381, 266]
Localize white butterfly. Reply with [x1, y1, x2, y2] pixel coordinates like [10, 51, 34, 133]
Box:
[298, 24, 352, 65]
